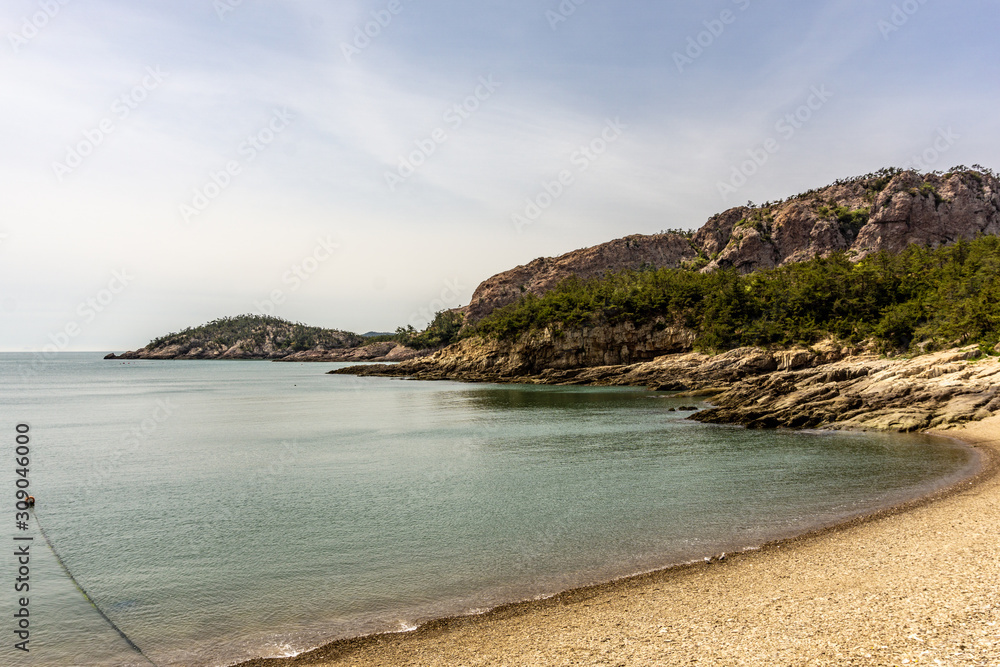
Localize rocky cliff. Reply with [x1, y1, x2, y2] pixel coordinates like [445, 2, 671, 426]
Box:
[337, 321, 696, 378]
[465, 233, 699, 321]
[466, 168, 1000, 321]
[332, 335, 845, 383]
[703, 168, 1000, 273]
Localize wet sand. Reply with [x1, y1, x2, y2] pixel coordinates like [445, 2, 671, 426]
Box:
[239, 417, 1000, 666]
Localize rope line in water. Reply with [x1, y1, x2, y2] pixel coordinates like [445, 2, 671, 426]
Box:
[33, 510, 158, 667]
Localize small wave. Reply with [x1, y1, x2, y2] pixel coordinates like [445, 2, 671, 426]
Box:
[262, 642, 303, 658]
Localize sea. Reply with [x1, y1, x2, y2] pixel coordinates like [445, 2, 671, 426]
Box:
[0, 352, 977, 666]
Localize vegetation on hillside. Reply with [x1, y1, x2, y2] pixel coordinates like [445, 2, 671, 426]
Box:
[470, 235, 1000, 355]
[148, 314, 361, 351]
[367, 310, 466, 350]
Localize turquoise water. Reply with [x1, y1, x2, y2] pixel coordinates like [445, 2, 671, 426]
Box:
[0, 353, 975, 666]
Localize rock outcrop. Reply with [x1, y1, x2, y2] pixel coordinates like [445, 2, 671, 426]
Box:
[109, 339, 425, 363]
[692, 346, 1000, 432]
[853, 170, 1000, 257]
[105, 341, 333, 360]
[274, 342, 430, 363]
[334, 321, 697, 379]
[335, 343, 1000, 433]
[465, 168, 1000, 321]
[333, 337, 853, 385]
[465, 233, 699, 321]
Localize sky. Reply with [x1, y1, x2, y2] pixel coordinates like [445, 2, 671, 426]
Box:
[1, 0, 998, 351]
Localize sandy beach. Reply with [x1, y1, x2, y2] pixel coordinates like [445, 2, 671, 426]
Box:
[242, 417, 1000, 666]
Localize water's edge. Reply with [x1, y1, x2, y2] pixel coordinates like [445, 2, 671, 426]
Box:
[230, 431, 990, 667]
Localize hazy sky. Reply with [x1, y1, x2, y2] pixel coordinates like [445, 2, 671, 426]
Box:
[1, 0, 997, 350]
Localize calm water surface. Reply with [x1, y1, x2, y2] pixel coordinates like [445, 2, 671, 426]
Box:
[0, 353, 975, 666]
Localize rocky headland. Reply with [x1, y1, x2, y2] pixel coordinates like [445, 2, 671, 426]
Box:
[107, 338, 425, 362]
[105, 314, 426, 362]
[465, 168, 999, 322]
[331, 167, 1000, 434]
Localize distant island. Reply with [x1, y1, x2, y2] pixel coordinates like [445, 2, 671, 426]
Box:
[104, 311, 462, 362]
[103, 314, 424, 362]
[110, 166, 1000, 433]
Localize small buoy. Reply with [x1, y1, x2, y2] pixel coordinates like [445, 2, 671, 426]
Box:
[26, 495, 35, 507]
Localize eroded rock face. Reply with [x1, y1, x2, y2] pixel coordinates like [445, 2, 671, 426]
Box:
[276, 342, 430, 363]
[854, 171, 1000, 258]
[465, 233, 699, 321]
[700, 170, 1000, 273]
[693, 347, 1000, 431]
[465, 169, 1000, 322]
[692, 207, 749, 258]
[714, 226, 777, 272]
[333, 336, 852, 386]
[364, 322, 698, 378]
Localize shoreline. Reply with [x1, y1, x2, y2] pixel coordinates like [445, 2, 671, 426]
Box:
[233, 418, 1000, 666]
[335, 345, 1000, 432]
